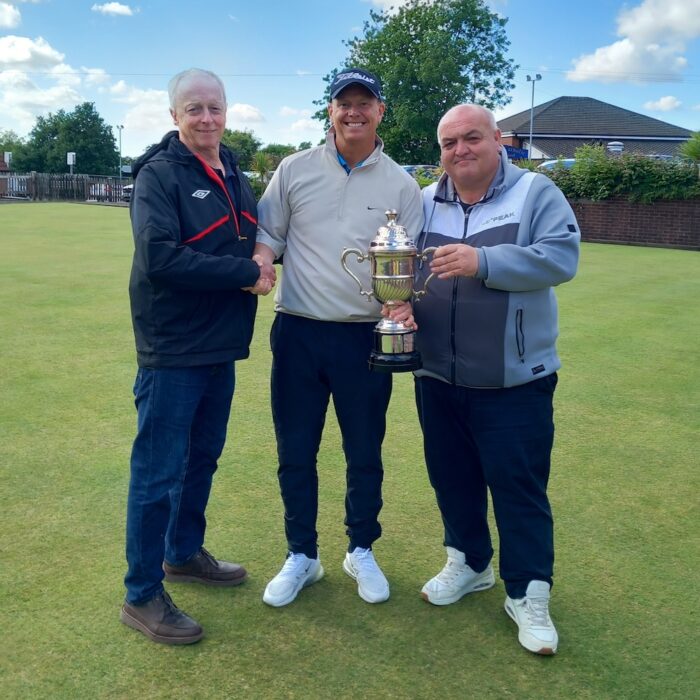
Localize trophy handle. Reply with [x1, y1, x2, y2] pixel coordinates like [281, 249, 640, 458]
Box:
[341, 248, 374, 301]
[413, 246, 438, 301]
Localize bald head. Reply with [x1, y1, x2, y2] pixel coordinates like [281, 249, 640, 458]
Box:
[437, 104, 497, 144]
[437, 104, 502, 202]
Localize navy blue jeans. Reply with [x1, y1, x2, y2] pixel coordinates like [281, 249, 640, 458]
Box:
[270, 313, 392, 559]
[124, 364, 234, 604]
[415, 374, 557, 599]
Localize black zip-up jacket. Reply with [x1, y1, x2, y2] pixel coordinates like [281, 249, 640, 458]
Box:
[128, 131, 260, 368]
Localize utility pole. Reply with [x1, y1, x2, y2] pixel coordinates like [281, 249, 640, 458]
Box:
[526, 74, 542, 160]
[116, 124, 124, 186]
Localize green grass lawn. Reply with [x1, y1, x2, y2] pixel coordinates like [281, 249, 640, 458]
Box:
[1, 202, 698, 699]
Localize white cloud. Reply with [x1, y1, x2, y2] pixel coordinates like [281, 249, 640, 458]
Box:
[290, 118, 317, 132]
[0, 3, 21, 28]
[91, 2, 133, 17]
[109, 79, 128, 95]
[50, 63, 82, 87]
[0, 69, 83, 132]
[279, 106, 312, 118]
[617, 0, 700, 43]
[83, 67, 110, 86]
[111, 84, 167, 108]
[0, 37, 92, 134]
[0, 35, 65, 70]
[123, 98, 170, 131]
[115, 86, 172, 153]
[228, 103, 265, 123]
[0, 68, 32, 89]
[568, 0, 700, 83]
[644, 96, 682, 111]
[364, 0, 411, 10]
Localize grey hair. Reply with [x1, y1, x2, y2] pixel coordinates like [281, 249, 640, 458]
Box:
[437, 104, 497, 142]
[168, 68, 227, 110]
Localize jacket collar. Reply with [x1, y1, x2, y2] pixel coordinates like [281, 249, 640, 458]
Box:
[325, 128, 384, 167]
[432, 148, 510, 206]
[133, 131, 238, 178]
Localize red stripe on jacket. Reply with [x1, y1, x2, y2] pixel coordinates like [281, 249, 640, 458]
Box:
[182, 214, 230, 244]
[193, 153, 244, 240]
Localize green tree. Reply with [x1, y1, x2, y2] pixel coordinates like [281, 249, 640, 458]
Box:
[680, 131, 700, 163]
[12, 103, 118, 174]
[260, 143, 297, 168]
[314, 0, 516, 164]
[297, 140, 312, 151]
[0, 129, 25, 166]
[221, 128, 261, 169]
[252, 151, 273, 184]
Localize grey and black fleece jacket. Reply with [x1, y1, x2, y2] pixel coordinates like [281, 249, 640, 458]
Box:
[414, 150, 580, 389]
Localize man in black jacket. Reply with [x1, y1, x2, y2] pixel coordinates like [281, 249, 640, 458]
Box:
[120, 68, 274, 645]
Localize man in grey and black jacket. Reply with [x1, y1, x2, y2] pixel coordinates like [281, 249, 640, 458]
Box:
[408, 104, 579, 655]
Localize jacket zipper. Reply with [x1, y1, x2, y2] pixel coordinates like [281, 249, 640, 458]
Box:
[515, 308, 525, 362]
[450, 207, 471, 384]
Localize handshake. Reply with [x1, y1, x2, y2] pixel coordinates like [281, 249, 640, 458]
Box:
[244, 253, 277, 296]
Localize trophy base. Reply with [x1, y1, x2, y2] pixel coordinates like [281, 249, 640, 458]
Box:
[368, 351, 422, 373]
[369, 319, 421, 373]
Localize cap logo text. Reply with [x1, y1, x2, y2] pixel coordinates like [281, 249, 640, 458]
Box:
[336, 71, 375, 86]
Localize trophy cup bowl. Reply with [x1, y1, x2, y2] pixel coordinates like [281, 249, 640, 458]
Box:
[341, 210, 435, 373]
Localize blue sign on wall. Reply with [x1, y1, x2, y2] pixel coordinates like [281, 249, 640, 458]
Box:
[504, 145, 529, 160]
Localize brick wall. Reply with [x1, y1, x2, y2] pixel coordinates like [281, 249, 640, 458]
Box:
[570, 198, 699, 251]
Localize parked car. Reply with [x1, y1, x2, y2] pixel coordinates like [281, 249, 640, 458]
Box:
[402, 164, 441, 180]
[121, 184, 133, 202]
[537, 159, 576, 171]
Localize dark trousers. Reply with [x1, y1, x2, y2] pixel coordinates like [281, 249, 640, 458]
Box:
[124, 364, 234, 604]
[270, 313, 392, 559]
[415, 374, 557, 599]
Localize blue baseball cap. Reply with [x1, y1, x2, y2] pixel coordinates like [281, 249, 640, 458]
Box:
[330, 68, 383, 101]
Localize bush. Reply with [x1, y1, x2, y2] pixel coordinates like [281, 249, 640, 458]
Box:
[539, 145, 700, 203]
[414, 166, 442, 188]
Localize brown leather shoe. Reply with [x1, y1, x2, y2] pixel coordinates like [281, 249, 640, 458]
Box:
[120, 591, 203, 645]
[163, 547, 248, 586]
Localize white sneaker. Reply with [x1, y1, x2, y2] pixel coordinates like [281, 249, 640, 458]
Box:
[262, 553, 324, 607]
[421, 547, 495, 605]
[343, 547, 390, 603]
[504, 580, 558, 655]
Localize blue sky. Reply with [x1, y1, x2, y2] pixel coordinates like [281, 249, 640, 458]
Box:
[1, 0, 699, 158]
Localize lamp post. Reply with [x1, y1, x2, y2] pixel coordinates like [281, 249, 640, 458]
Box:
[116, 124, 124, 186]
[526, 74, 542, 160]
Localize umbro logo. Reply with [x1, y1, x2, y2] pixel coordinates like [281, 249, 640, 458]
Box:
[192, 190, 210, 199]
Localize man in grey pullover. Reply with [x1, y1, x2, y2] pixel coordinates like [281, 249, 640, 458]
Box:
[253, 68, 422, 607]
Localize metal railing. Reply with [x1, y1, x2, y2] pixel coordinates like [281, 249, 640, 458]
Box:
[0, 172, 132, 203]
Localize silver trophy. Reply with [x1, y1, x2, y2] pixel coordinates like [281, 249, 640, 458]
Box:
[341, 210, 436, 373]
